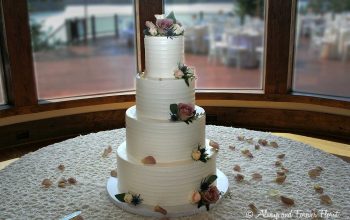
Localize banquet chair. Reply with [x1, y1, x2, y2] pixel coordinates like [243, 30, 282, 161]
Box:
[225, 32, 253, 69]
[207, 23, 226, 64]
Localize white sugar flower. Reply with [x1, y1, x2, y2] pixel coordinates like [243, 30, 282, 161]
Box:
[173, 23, 184, 35]
[174, 69, 184, 78]
[145, 21, 156, 29]
[124, 193, 133, 204]
[149, 27, 158, 36]
[191, 150, 201, 161]
[189, 191, 202, 204]
[154, 14, 165, 19]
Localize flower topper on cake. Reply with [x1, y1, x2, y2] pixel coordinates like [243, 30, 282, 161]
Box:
[189, 174, 222, 210]
[144, 11, 184, 37]
[174, 63, 196, 87]
[170, 103, 202, 124]
[115, 192, 143, 206]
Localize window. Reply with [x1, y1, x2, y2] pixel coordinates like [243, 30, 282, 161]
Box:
[293, 0, 350, 98]
[165, 0, 265, 90]
[27, 0, 136, 100]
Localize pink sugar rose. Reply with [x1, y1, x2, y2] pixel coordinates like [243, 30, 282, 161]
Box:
[201, 185, 220, 204]
[156, 18, 174, 33]
[178, 103, 195, 121]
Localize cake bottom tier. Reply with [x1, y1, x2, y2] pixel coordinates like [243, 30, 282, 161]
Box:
[116, 142, 217, 206]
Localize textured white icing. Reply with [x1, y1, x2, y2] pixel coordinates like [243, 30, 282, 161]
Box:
[117, 142, 217, 206]
[126, 105, 206, 162]
[144, 36, 184, 78]
[136, 75, 195, 120]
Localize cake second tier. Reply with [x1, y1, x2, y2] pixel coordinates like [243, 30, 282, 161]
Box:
[126, 105, 206, 163]
[136, 75, 195, 120]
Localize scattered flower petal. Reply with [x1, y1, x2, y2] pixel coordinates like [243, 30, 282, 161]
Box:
[320, 195, 332, 205]
[229, 145, 236, 151]
[275, 161, 282, 167]
[68, 177, 77, 185]
[235, 174, 244, 182]
[252, 173, 262, 180]
[41, 179, 52, 188]
[314, 184, 324, 194]
[154, 205, 167, 215]
[277, 171, 286, 176]
[246, 138, 254, 144]
[258, 139, 268, 146]
[308, 168, 321, 179]
[268, 189, 280, 197]
[58, 178, 67, 188]
[237, 136, 245, 141]
[241, 149, 253, 158]
[248, 203, 258, 214]
[275, 175, 286, 184]
[233, 165, 241, 172]
[102, 146, 112, 158]
[277, 154, 285, 159]
[58, 182, 66, 188]
[255, 145, 260, 150]
[209, 140, 220, 150]
[316, 166, 324, 171]
[58, 164, 65, 171]
[281, 167, 289, 173]
[142, 156, 156, 165]
[280, 196, 294, 206]
[270, 141, 279, 148]
[111, 169, 118, 177]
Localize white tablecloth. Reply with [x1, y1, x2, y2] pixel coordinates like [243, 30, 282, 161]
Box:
[0, 125, 349, 219]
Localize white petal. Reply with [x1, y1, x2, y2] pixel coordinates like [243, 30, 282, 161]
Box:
[154, 14, 165, 19]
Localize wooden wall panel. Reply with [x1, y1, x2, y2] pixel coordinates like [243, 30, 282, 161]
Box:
[264, 0, 293, 94]
[1, 0, 38, 106]
[136, 0, 163, 72]
[205, 107, 350, 143]
[0, 109, 126, 160]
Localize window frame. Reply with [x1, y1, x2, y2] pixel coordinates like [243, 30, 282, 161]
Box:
[0, 0, 349, 121]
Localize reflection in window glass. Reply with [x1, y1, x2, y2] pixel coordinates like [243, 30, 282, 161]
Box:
[0, 51, 5, 105]
[165, 0, 265, 89]
[27, 0, 136, 100]
[294, 0, 350, 98]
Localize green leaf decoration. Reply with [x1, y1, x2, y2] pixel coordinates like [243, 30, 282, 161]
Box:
[206, 175, 218, 186]
[170, 104, 178, 115]
[115, 193, 126, 202]
[166, 11, 177, 23]
[197, 200, 204, 208]
[185, 78, 189, 87]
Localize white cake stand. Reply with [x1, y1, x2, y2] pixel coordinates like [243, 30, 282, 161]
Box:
[106, 169, 229, 218]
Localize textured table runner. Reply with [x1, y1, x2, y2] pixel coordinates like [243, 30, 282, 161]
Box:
[0, 125, 349, 219]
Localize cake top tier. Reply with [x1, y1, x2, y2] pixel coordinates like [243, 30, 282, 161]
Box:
[144, 12, 186, 79]
[144, 12, 184, 37]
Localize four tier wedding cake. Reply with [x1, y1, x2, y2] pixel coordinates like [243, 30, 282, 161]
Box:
[114, 12, 226, 216]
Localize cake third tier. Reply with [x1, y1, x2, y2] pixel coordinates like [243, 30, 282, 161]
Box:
[126, 106, 206, 163]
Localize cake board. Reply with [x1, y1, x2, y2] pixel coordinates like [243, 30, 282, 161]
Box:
[107, 169, 229, 218]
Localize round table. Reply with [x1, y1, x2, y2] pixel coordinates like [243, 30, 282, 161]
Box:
[0, 125, 349, 219]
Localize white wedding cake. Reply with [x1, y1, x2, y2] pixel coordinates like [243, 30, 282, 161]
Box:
[113, 12, 226, 215]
